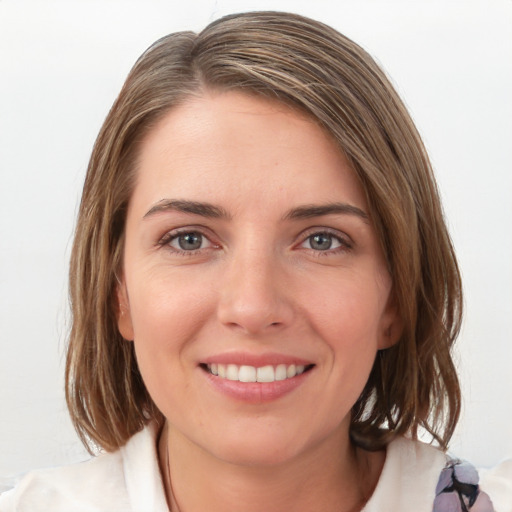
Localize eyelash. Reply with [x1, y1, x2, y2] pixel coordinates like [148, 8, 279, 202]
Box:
[157, 228, 217, 256]
[157, 227, 353, 256]
[298, 228, 353, 256]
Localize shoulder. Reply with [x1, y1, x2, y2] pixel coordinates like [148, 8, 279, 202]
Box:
[0, 423, 168, 512]
[364, 436, 448, 512]
[364, 436, 512, 512]
[479, 458, 512, 512]
[0, 450, 128, 511]
[434, 455, 512, 512]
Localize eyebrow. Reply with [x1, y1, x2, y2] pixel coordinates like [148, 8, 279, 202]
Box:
[143, 199, 368, 223]
[144, 199, 231, 219]
[283, 203, 369, 223]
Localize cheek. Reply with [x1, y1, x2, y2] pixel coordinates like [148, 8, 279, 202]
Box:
[126, 270, 214, 389]
[307, 274, 388, 346]
[302, 271, 389, 392]
[128, 267, 211, 337]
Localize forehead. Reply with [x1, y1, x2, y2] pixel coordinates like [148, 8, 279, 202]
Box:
[131, 91, 367, 213]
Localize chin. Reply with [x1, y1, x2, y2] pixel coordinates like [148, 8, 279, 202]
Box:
[212, 438, 306, 468]
[201, 420, 336, 468]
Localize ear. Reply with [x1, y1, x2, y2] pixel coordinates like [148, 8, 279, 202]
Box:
[377, 292, 404, 350]
[116, 276, 134, 341]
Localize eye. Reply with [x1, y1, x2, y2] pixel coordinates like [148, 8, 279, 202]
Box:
[307, 233, 338, 251]
[300, 231, 350, 252]
[163, 231, 213, 252]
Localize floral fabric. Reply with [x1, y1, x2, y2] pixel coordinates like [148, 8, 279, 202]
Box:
[434, 459, 495, 512]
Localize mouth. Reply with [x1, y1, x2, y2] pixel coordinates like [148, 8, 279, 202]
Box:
[201, 363, 315, 383]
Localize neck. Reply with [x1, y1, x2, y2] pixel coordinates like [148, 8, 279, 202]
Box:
[158, 422, 385, 512]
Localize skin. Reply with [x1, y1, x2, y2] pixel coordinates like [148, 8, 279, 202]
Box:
[117, 91, 402, 512]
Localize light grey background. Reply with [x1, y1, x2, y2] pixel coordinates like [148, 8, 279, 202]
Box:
[1, 0, 511, 480]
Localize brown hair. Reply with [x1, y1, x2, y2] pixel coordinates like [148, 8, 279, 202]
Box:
[66, 11, 462, 453]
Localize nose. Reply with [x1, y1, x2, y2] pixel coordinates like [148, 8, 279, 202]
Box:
[216, 246, 294, 335]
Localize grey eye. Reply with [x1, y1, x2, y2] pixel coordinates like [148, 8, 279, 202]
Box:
[174, 232, 204, 251]
[308, 233, 336, 251]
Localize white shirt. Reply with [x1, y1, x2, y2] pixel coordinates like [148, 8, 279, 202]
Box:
[1, 423, 511, 511]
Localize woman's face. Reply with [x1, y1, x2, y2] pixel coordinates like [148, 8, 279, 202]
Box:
[117, 91, 400, 466]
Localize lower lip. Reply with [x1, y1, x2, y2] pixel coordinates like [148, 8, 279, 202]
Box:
[202, 368, 311, 403]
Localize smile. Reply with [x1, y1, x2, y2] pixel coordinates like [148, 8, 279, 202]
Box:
[205, 363, 309, 383]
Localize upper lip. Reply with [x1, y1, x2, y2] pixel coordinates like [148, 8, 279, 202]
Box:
[201, 352, 314, 367]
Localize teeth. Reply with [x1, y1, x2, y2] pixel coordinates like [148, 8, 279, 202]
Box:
[226, 364, 238, 381]
[239, 365, 257, 382]
[206, 363, 309, 382]
[257, 365, 274, 383]
[275, 364, 287, 381]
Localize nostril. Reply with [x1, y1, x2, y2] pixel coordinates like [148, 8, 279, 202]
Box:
[216, 290, 294, 334]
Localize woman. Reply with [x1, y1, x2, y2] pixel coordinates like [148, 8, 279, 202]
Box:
[1, 11, 510, 512]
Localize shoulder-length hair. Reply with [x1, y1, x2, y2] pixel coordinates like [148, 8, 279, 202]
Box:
[66, 11, 462, 453]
